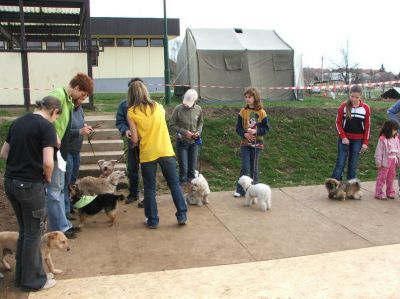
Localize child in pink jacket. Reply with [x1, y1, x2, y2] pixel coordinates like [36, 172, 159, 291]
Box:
[374, 120, 400, 200]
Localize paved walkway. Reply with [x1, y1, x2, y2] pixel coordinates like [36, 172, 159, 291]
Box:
[2, 181, 400, 298]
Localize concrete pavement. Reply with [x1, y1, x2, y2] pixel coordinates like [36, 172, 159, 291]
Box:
[2, 181, 400, 298]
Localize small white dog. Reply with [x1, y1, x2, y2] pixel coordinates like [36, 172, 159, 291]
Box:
[237, 175, 272, 211]
[185, 171, 210, 206]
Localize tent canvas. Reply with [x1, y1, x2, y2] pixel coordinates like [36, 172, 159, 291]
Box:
[175, 28, 298, 101]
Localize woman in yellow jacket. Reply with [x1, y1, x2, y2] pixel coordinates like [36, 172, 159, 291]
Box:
[127, 81, 187, 229]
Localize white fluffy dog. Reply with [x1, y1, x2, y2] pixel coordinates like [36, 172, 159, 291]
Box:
[185, 171, 210, 206]
[237, 175, 272, 211]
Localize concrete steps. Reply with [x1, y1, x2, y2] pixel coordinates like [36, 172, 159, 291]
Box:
[79, 115, 126, 177]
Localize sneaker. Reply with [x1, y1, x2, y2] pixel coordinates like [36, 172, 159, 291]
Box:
[137, 200, 144, 208]
[70, 226, 81, 233]
[46, 273, 54, 280]
[374, 196, 387, 200]
[64, 228, 77, 239]
[125, 195, 139, 204]
[233, 192, 242, 198]
[177, 218, 187, 225]
[387, 195, 396, 200]
[42, 278, 56, 290]
[145, 218, 158, 229]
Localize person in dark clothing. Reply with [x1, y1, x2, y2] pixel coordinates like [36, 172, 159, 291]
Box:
[64, 98, 93, 220]
[0, 97, 60, 291]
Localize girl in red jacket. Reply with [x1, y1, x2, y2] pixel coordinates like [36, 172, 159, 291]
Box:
[331, 85, 370, 181]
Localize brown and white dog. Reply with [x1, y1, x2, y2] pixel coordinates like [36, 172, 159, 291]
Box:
[324, 178, 363, 201]
[98, 159, 117, 178]
[0, 231, 70, 277]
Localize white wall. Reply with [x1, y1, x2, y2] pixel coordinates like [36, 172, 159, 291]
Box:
[0, 52, 87, 105]
[28, 53, 87, 103]
[93, 47, 164, 79]
[0, 53, 24, 105]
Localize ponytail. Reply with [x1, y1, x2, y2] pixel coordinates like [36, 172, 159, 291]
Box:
[36, 96, 62, 114]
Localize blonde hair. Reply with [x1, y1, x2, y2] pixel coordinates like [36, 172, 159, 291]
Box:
[127, 81, 155, 115]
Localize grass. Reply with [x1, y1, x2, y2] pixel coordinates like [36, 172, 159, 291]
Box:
[0, 94, 393, 190]
[198, 107, 387, 191]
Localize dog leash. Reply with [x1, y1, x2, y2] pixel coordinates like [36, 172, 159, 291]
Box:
[87, 122, 103, 157]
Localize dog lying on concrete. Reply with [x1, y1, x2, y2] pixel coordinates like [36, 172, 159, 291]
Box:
[324, 178, 363, 200]
[75, 170, 125, 195]
[0, 231, 70, 277]
[237, 175, 272, 211]
[69, 184, 125, 227]
[185, 171, 210, 206]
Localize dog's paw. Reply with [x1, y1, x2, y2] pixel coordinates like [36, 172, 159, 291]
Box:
[52, 269, 63, 275]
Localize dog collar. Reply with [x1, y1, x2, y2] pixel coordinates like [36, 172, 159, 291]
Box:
[245, 185, 251, 192]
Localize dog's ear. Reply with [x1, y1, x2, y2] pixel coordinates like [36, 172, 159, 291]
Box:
[47, 232, 58, 240]
[97, 160, 105, 167]
[110, 160, 117, 166]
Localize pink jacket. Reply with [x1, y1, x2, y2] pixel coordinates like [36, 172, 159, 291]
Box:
[374, 136, 400, 168]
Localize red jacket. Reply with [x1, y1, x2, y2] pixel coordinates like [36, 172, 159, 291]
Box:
[335, 100, 371, 145]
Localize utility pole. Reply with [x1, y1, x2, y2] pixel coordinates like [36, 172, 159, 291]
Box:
[321, 56, 324, 83]
[163, 0, 171, 105]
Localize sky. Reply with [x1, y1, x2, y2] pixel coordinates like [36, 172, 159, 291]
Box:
[91, 0, 400, 74]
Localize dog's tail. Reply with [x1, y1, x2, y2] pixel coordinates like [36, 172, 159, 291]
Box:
[347, 178, 361, 189]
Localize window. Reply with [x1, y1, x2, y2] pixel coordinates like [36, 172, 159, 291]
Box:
[27, 41, 42, 49]
[116, 38, 131, 47]
[46, 41, 62, 50]
[0, 41, 5, 49]
[150, 38, 163, 47]
[64, 41, 80, 50]
[99, 38, 114, 47]
[133, 38, 148, 47]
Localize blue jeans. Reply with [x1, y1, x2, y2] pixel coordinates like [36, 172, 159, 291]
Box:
[331, 139, 363, 180]
[236, 146, 261, 196]
[176, 139, 199, 183]
[46, 162, 72, 232]
[4, 178, 47, 291]
[140, 156, 187, 226]
[64, 152, 80, 215]
[127, 145, 140, 197]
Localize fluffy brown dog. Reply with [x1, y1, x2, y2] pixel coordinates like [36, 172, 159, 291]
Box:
[324, 178, 363, 201]
[76, 170, 125, 195]
[0, 231, 69, 277]
[98, 159, 117, 178]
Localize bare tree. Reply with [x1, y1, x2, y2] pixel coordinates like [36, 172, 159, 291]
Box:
[332, 40, 358, 85]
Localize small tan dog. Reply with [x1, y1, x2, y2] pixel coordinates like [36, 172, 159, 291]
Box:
[76, 170, 125, 195]
[98, 159, 117, 178]
[0, 231, 70, 277]
[324, 178, 363, 201]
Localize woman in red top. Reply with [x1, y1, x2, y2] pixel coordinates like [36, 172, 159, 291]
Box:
[331, 85, 370, 180]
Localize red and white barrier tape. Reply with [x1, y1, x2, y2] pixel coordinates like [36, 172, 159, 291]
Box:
[0, 80, 399, 91]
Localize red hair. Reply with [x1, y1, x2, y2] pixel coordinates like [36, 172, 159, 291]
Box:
[69, 73, 94, 95]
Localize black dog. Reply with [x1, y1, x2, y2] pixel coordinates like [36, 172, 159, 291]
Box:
[68, 184, 125, 227]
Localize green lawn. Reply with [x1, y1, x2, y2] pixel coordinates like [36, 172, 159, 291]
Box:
[0, 95, 394, 190]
